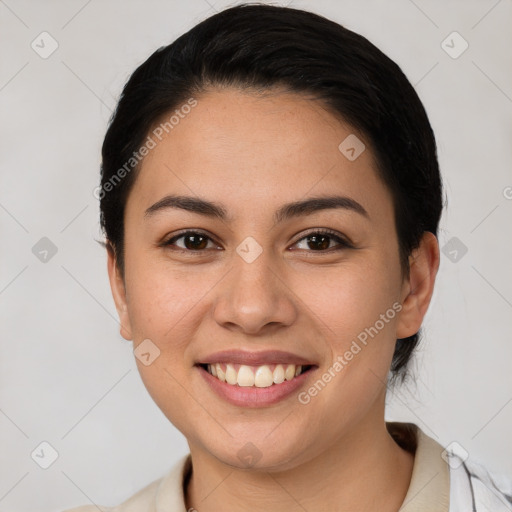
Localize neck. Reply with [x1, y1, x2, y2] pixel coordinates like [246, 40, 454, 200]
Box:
[185, 413, 414, 512]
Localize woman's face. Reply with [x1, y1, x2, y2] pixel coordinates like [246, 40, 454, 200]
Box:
[108, 88, 429, 470]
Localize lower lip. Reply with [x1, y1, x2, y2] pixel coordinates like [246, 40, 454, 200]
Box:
[197, 365, 315, 408]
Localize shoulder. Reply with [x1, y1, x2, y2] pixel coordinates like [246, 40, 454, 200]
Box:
[445, 448, 512, 512]
[388, 422, 512, 511]
[61, 478, 161, 512]
[62, 454, 191, 512]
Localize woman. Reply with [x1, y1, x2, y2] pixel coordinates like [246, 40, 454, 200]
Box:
[66, 4, 511, 511]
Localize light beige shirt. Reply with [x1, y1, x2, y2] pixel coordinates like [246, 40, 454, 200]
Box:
[64, 422, 450, 512]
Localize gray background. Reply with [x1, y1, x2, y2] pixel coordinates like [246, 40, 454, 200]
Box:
[0, 0, 511, 510]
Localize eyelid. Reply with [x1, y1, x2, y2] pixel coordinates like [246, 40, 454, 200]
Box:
[162, 228, 353, 252]
[290, 228, 354, 250]
[162, 229, 221, 249]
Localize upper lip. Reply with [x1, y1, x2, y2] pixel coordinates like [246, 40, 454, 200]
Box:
[196, 349, 316, 366]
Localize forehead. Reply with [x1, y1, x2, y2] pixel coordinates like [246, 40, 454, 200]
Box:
[127, 88, 392, 221]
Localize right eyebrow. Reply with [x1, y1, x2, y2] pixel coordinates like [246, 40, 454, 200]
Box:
[145, 195, 230, 221]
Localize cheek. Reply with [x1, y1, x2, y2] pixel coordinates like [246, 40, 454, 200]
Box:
[124, 260, 212, 341]
[294, 264, 400, 426]
[294, 255, 402, 408]
[295, 257, 401, 341]
[123, 263, 205, 426]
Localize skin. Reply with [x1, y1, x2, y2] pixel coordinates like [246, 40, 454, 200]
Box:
[107, 88, 440, 511]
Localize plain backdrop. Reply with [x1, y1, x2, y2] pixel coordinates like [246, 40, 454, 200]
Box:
[0, 0, 511, 510]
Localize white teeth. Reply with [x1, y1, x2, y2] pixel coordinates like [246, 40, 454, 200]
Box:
[254, 366, 274, 387]
[285, 364, 296, 381]
[225, 363, 238, 385]
[215, 363, 225, 382]
[273, 364, 285, 384]
[206, 363, 306, 387]
[237, 365, 255, 387]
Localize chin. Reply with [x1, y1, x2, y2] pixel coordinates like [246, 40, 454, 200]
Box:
[197, 430, 312, 472]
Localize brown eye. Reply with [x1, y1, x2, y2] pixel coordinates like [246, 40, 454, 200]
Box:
[304, 234, 331, 251]
[164, 231, 218, 252]
[292, 229, 352, 252]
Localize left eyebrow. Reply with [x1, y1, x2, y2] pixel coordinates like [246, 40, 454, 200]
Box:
[274, 195, 369, 223]
[144, 194, 370, 223]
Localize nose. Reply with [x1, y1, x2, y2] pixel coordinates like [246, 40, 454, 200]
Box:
[212, 243, 298, 335]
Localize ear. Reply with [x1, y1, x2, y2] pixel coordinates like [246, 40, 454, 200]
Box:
[106, 243, 133, 341]
[396, 232, 440, 339]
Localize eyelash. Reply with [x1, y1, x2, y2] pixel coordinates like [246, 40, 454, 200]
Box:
[161, 228, 353, 254]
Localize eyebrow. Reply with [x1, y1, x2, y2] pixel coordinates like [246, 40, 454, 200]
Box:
[144, 194, 369, 223]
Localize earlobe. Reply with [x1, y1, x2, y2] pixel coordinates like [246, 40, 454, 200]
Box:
[106, 243, 133, 341]
[396, 232, 440, 339]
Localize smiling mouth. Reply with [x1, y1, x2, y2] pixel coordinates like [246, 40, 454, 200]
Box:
[198, 363, 314, 388]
